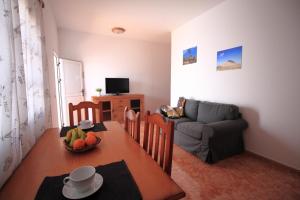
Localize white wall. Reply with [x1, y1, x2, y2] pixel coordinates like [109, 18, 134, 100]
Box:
[58, 29, 171, 113]
[42, 0, 59, 127]
[171, 0, 300, 170]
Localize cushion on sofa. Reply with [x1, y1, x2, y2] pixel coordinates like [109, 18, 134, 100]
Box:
[184, 99, 199, 121]
[197, 101, 240, 123]
[176, 122, 204, 140]
[160, 105, 180, 118]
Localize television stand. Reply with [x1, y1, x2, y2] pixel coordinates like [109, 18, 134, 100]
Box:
[92, 94, 144, 123]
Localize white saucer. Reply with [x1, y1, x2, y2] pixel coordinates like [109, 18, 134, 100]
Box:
[62, 173, 103, 199]
[78, 124, 94, 130]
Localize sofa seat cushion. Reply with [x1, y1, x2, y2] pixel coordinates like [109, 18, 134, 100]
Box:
[184, 99, 199, 121]
[168, 117, 193, 128]
[176, 122, 204, 140]
[197, 101, 240, 123]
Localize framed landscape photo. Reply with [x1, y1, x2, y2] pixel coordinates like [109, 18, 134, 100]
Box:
[183, 46, 197, 65]
[217, 46, 242, 71]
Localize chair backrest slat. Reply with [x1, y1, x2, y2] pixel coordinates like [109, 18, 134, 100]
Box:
[136, 117, 140, 142]
[153, 125, 160, 161]
[69, 101, 103, 126]
[124, 107, 140, 144]
[148, 123, 154, 155]
[164, 123, 174, 175]
[77, 109, 82, 122]
[69, 105, 74, 127]
[159, 132, 165, 168]
[143, 115, 149, 151]
[84, 108, 89, 120]
[143, 111, 174, 176]
[129, 121, 133, 137]
[92, 107, 96, 124]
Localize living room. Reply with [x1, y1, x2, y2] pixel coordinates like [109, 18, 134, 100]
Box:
[0, 0, 299, 199]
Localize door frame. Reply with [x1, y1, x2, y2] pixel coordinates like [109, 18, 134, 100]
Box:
[53, 53, 64, 128]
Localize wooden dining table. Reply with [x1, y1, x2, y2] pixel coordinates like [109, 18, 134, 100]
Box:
[0, 121, 185, 200]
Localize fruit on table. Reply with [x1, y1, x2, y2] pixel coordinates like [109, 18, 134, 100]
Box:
[66, 130, 72, 142]
[69, 129, 78, 147]
[86, 132, 96, 137]
[73, 139, 86, 150]
[65, 127, 99, 150]
[77, 128, 86, 139]
[85, 134, 97, 146]
[65, 128, 86, 146]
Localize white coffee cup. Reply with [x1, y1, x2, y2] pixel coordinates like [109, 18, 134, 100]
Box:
[63, 166, 96, 193]
[79, 120, 92, 129]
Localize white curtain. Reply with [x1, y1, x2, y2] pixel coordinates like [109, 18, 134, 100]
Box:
[0, 0, 51, 188]
[18, 0, 52, 154]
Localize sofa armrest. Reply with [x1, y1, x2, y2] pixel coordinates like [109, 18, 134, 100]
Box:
[201, 119, 248, 163]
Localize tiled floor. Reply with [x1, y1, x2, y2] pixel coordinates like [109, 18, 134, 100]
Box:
[138, 122, 300, 200]
[171, 145, 300, 200]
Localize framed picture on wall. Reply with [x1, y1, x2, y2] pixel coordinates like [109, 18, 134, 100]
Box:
[183, 46, 197, 65]
[217, 46, 242, 71]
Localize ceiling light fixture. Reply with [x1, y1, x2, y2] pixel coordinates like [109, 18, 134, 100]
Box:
[112, 27, 126, 34]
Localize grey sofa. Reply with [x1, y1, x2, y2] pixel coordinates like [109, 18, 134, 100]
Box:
[167, 99, 248, 163]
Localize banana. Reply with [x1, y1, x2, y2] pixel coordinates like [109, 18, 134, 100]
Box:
[78, 128, 86, 139]
[69, 129, 78, 147]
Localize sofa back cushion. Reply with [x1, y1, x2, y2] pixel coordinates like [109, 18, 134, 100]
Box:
[184, 99, 199, 121]
[197, 101, 240, 123]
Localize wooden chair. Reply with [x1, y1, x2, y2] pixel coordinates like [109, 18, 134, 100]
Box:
[124, 107, 141, 143]
[69, 101, 103, 126]
[143, 111, 175, 176]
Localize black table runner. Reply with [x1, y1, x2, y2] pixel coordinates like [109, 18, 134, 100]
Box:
[60, 123, 107, 137]
[35, 160, 142, 200]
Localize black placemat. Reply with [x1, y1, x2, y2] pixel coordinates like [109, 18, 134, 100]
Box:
[35, 160, 142, 200]
[60, 123, 107, 137]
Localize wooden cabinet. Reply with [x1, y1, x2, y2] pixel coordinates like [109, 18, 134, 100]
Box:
[92, 94, 144, 123]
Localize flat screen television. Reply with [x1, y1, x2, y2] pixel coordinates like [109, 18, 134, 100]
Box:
[105, 78, 129, 95]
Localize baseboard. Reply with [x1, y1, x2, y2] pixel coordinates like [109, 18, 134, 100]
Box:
[245, 150, 300, 173]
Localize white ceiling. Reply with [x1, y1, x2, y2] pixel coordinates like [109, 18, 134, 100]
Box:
[49, 0, 224, 44]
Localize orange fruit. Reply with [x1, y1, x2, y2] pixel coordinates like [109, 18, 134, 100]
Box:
[73, 139, 86, 150]
[85, 135, 97, 146]
[86, 132, 96, 137]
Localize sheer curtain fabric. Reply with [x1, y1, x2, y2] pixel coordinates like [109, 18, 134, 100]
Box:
[0, 0, 51, 188]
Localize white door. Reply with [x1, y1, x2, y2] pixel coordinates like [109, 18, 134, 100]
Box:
[60, 59, 85, 126]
